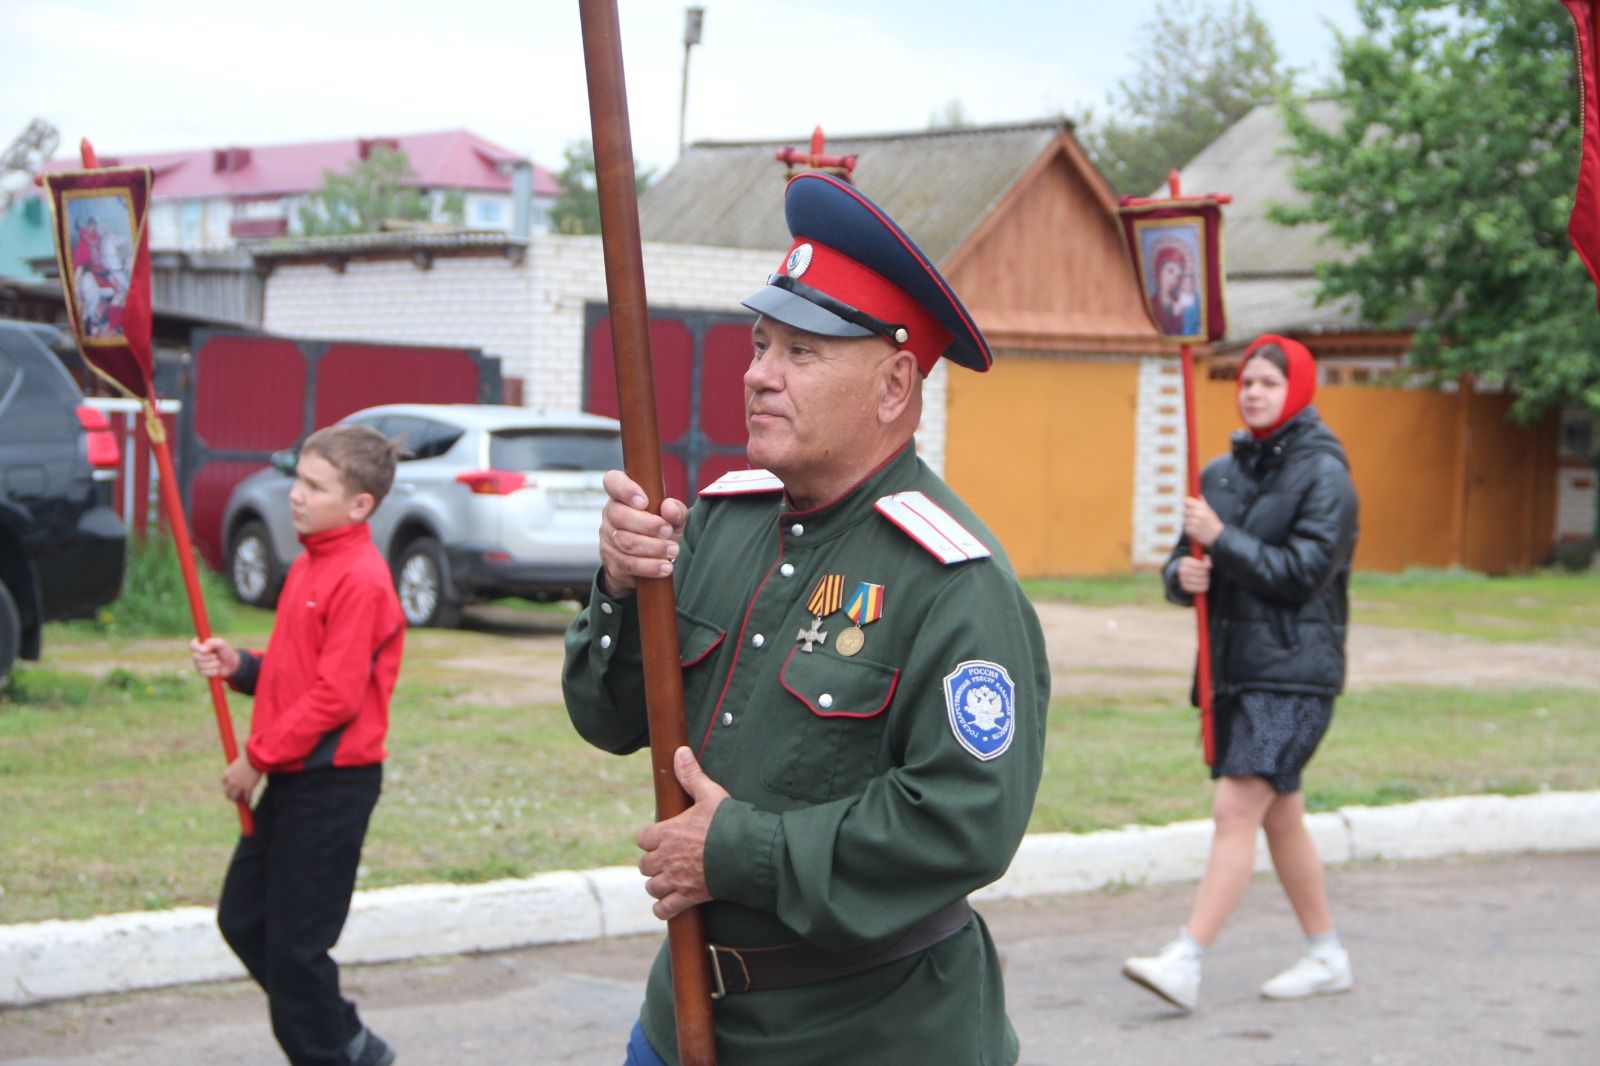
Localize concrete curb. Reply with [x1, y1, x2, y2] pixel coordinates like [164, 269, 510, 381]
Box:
[4, 790, 1597, 1007]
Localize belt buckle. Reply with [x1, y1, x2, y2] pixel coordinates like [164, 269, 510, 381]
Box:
[707, 944, 727, 1000]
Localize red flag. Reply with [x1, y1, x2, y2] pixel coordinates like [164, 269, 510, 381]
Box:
[1116, 195, 1229, 343]
[42, 163, 155, 397]
[1564, 0, 1600, 307]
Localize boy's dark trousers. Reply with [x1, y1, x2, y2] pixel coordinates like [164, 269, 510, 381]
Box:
[219, 764, 383, 1066]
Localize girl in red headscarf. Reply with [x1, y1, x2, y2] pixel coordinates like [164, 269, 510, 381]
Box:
[1123, 335, 1360, 1013]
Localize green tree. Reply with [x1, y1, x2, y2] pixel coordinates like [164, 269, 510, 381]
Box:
[1276, 0, 1600, 420]
[550, 139, 654, 236]
[298, 145, 463, 236]
[1083, 0, 1294, 196]
[927, 99, 971, 129]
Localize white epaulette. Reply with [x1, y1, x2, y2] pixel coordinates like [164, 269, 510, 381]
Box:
[875, 491, 992, 564]
[699, 469, 785, 496]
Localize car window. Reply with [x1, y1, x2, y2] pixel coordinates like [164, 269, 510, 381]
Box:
[346, 415, 391, 437]
[0, 348, 18, 404]
[408, 418, 465, 461]
[378, 416, 426, 462]
[490, 429, 624, 472]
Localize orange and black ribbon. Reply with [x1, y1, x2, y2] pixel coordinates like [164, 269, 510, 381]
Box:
[807, 573, 844, 618]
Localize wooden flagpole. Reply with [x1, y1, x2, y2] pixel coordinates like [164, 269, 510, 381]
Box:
[576, 3, 717, 1062]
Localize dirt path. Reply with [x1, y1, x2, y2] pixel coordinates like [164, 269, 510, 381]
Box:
[43, 602, 1599, 702]
[1035, 602, 1600, 694]
[413, 602, 1600, 703]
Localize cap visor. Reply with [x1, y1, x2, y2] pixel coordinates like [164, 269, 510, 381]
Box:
[742, 285, 875, 339]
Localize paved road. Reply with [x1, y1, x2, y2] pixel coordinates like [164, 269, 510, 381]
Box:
[3, 851, 1594, 1064]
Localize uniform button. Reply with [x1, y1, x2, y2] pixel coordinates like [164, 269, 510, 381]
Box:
[780, 563, 795, 577]
[722, 712, 733, 726]
[600, 601, 614, 615]
[818, 693, 833, 709]
[599, 635, 612, 649]
[752, 633, 765, 648]
[790, 523, 804, 536]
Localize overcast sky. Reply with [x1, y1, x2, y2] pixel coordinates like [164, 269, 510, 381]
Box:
[2, 0, 1366, 176]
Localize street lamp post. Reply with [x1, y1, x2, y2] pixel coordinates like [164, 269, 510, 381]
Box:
[679, 6, 705, 158]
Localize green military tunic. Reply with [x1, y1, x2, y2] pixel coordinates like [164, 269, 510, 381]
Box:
[563, 444, 1048, 1066]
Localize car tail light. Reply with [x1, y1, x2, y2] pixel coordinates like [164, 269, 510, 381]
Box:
[455, 469, 527, 495]
[76, 405, 121, 470]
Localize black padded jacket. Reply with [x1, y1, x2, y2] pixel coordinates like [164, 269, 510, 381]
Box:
[1164, 407, 1359, 701]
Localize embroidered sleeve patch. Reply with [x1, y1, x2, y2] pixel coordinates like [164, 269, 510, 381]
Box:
[943, 660, 1017, 760]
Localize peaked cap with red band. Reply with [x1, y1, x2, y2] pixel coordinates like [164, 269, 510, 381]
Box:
[742, 172, 993, 375]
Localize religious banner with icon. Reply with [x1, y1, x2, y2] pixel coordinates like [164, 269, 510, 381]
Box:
[1115, 176, 1231, 767]
[42, 164, 156, 397]
[1116, 195, 1228, 344]
[43, 144, 254, 837]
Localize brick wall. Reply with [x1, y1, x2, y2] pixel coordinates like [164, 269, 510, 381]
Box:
[1131, 356, 1186, 567]
[264, 235, 952, 477]
[1556, 467, 1596, 542]
[263, 253, 535, 383]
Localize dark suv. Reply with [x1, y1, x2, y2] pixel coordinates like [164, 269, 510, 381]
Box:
[0, 319, 127, 688]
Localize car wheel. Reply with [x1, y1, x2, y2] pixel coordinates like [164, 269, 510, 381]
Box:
[394, 537, 462, 629]
[0, 581, 20, 693]
[227, 520, 282, 608]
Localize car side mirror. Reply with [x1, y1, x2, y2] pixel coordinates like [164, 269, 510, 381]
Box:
[270, 449, 299, 476]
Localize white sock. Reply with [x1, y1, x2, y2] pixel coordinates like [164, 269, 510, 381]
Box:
[1307, 930, 1342, 956]
[1176, 930, 1207, 958]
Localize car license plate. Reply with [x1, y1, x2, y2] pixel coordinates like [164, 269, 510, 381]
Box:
[550, 488, 607, 510]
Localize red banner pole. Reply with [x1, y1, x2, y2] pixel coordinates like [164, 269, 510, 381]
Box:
[1179, 342, 1216, 765]
[145, 404, 254, 835]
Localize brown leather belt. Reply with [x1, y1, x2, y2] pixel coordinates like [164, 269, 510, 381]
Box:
[706, 899, 974, 998]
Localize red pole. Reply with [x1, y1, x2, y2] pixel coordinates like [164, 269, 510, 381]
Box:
[577, 2, 717, 1062]
[145, 404, 254, 835]
[1163, 171, 1216, 763]
[1179, 344, 1216, 765]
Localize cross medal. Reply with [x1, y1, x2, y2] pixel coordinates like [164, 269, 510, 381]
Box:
[796, 616, 828, 652]
[797, 574, 844, 652]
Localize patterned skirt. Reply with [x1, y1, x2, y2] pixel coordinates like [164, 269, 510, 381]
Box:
[1210, 690, 1334, 794]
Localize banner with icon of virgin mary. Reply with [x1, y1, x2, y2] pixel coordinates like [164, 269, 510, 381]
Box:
[42, 165, 155, 397]
[1117, 197, 1227, 344]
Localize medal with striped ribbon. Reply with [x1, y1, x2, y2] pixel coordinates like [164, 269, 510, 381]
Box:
[837, 581, 883, 657]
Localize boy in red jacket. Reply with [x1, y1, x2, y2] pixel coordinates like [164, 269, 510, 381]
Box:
[192, 424, 406, 1066]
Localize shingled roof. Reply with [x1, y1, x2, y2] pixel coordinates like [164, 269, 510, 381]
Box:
[1175, 98, 1345, 276]
[1172, 99, 1368, 340]
[638, 121, 1075, 263]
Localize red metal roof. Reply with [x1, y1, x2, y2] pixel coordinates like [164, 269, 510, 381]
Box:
[46, 129, 559, 201]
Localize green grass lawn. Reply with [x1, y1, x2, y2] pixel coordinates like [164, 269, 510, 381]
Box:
[1035, 687, 1599, 833]
[1347, 568, 1600, 642]
[2, 565, 1591, 924]
[3, 661, 1594, 924]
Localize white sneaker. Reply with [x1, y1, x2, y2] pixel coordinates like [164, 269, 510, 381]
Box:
[1122, 938, 1202, 1011]
[1261, 946, 1354, 1000]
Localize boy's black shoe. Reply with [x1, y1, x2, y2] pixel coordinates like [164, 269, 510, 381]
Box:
[346, 1027, 396, 1066]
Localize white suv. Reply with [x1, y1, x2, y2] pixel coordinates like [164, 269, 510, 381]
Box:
[220, 404, 621, 627]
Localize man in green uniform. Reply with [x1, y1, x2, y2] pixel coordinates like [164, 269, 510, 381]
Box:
[563, 171, 1048, 1066]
